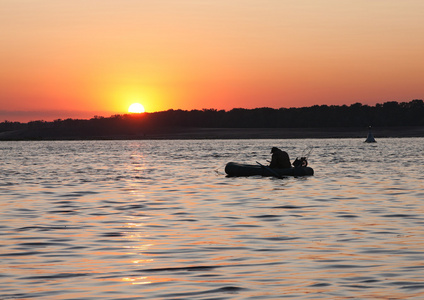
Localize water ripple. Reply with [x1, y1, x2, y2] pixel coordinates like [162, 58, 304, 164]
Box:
[0, 138, 423, 299]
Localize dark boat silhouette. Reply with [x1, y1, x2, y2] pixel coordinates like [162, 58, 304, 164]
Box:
[225, 162, 314, 177]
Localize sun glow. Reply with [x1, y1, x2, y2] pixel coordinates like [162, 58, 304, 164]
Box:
[128, 103, 145, 113]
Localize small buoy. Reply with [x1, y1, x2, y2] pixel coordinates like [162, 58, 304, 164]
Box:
[365, 126, 376, 143]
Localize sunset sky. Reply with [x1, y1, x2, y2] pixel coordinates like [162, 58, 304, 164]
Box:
[1, 0, 424, 122]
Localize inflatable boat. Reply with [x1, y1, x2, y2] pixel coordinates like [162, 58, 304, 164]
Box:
[225, 162, 314, 177]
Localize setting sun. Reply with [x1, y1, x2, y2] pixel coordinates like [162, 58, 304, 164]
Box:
[128, 103, 145, 113]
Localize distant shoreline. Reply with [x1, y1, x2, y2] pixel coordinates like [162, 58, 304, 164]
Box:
[1, 100, 423, 140]
[1, 126, 423, 141]
[143, 126, 424, 140]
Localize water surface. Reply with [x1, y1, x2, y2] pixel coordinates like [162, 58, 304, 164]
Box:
[1, 138, 423, 299]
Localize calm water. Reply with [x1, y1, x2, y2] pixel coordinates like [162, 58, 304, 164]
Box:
[1, 138, 423, 299]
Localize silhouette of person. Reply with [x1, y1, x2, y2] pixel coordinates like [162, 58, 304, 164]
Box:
[269, 147, 291, 169]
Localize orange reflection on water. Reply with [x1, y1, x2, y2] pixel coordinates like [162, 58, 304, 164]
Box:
[132, 259, 154, 264]
[122, 275, 178, 286]
[123, 244, 155, 256]
[122, 276, 151, 285]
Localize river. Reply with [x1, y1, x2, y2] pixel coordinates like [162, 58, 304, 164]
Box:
[1, 138, 423, 299]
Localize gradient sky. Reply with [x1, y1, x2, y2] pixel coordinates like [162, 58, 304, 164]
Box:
[1, 0, 424, 121]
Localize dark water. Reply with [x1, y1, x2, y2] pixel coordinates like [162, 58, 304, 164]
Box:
[1, 138, 423, 299]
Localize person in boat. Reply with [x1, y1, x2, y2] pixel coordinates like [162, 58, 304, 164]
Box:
[292, 156, 308, 167]
[269, 147, 292, 169]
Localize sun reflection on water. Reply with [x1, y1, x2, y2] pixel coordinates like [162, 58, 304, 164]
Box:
[122, 277, 151, 285]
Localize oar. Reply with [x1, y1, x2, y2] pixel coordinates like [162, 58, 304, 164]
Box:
[256, 161, 283, 179]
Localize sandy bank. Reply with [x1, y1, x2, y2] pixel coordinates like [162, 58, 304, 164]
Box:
[140, 126, 424, 140]
[1, 126, 423, 140]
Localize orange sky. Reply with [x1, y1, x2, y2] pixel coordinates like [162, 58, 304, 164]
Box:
[1, 0, 424, 122]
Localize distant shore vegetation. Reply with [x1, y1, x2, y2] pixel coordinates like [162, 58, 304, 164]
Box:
[1, 100, 423, 140]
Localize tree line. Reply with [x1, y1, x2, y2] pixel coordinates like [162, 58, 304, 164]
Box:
[1, 100, 423, 138]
